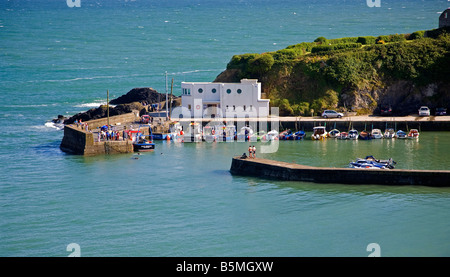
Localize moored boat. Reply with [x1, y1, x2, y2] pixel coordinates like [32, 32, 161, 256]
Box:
[371, 129, 383, 139]
[294, 130, 306, 140]
[183, 122, 203, 142]
[358, 130, 372, 140]
[237, 126, 254, 141]
[349, 155, 396, 169]
[328, 129, 340, 138]
[395, 130, 407, 139]
[264, 130, 279, 141]
[222, 124, 237, 142]
[348, 129, 359, 140]
[407, 129, 419, 139]
[337, 131, 348, 140]
[311, 126, 327, 140]
[384, 128, 395, 139]
[133, 126, 155, 152]
[280, 129, 294, 140]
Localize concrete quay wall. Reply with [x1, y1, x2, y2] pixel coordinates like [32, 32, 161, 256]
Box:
[60, 125, 134, 156]
[230, 157, 450, 187]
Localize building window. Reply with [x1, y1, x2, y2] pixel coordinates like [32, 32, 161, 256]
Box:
[212, 88, 217, 93]
[188, 105, 191, 110]
[243, 105, 246, 111]
[198, 88, 203, 93]
[233, 105, 236, 111]
[250, 105, 253, 111]
[226, 105, 229, 110]
[237, 89, 242, 94]
[227, 89, 231, 94]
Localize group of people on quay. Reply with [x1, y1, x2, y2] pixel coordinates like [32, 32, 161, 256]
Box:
[74, 119, 89, 132]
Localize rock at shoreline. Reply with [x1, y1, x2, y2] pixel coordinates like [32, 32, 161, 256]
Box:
[62, 87, 181, 125]
[109, 87, 166, 105]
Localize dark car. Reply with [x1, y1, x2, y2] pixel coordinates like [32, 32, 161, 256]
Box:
[380, 106, 392, 116]
[435, 107, 447, 116]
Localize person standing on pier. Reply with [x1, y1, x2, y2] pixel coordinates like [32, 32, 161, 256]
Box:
[248, 145, 253, 158]
[252, 145, 256, 158]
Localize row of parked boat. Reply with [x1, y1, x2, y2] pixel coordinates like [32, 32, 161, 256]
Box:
[145, 121, 420, 143]
[309, 126, 420, 140]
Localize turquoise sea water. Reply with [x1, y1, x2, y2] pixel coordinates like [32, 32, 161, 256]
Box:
[1, 0, 450, 257]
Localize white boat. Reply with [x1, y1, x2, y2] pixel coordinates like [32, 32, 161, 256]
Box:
[202, 125, 219, 142]
[328, 129, 340, 138]
[371, 129, 383, 139]
[383, 128, 395, 139]
[311, 126, 327, 140]
[183, 122, 202, 142]
[262, 130, 279, 141]
[348, 129, 359, 140]
[237, 126, 254, 141]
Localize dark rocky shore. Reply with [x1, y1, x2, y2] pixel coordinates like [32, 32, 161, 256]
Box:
[59, 87, 179, 124]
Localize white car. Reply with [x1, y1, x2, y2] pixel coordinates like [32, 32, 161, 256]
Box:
[321, 110, 344, 118]
[418, 106, 430, 116]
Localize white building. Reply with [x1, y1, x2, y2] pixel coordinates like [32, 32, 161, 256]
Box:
[180, 79, 270, 118]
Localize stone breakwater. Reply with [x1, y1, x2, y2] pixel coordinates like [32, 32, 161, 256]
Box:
[230, 156, 450, 187]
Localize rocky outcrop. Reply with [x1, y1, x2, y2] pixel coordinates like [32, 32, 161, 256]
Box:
[109, 87, 166, 105]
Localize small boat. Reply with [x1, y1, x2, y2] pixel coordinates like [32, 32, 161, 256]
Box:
[222, 124, 237, 142]
[358, 130, 372, 140]
[237, 126, 254, 141]
[328, 129, 340, 138]
[183, 122, 203, 142]
[294, 130, 306, 140]
[263, 130, 279, 141]
[384, 128, 395, 139]
[280, 129, 294, 140]
[395, 130, 407, 139]
[371, 129, 383, 139]
[349, 155, 396, 169]
[202, 125, 219, 142]
[133, 134, 155, 152]
[311, 126, 327, 140]
[348, 129, 359, 140]
[407, 129, 419, 139]
[133, 126, 155, 152]
[153, 121, 182, 140]
[337, 131, 348, 140]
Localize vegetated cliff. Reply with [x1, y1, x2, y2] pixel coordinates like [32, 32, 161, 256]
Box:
[214, 27, 450, 116]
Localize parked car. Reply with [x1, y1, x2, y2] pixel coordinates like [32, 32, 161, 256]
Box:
[380, 105, 392, 116]
[435, 107, 447, 116]
[418, 106, 430, 116]
[321, 110, 344, 118]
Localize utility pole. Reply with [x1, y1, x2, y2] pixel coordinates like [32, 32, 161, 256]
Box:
[169, 77, 174, 119]
[107, 89, 110, 128]
[165, 71, 168, 119]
